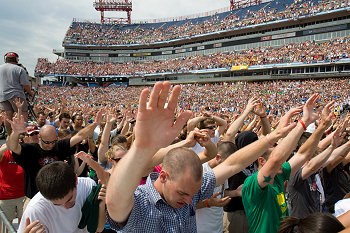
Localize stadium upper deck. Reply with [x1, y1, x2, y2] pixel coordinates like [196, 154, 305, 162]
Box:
[62, 0, 347, 47]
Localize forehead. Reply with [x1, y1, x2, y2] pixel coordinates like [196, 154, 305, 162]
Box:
[171, 171, 202, 195]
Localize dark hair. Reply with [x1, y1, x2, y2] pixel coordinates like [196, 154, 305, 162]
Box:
[59, 113, 71, 121]
[198, 118, 215, 129]
[58, 129, 72, 139]
[36, 162, 76, 200]
[218, 141, 237, 160]
[111, 134, 127, 146]
[72, 113, 82, 123]
[278, 213, 345, 233]
[36, 111, 46, 117]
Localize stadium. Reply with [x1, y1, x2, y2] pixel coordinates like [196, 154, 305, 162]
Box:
[3, 1, 350, 233]
[34, 0, 350, 86]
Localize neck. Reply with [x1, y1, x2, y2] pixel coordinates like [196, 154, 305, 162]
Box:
[153, 178, 164, 198]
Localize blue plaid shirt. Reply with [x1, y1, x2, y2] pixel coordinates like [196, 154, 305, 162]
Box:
[107, 170, 216, 233]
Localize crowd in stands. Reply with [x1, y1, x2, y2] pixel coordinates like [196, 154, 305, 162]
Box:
[35, 36, 350, 76]
[2, 79, 350, 233]
[63, 0, 349, 45]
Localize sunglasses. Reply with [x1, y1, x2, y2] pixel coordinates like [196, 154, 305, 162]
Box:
[41, 138, 58, 144]
[27, 131, 39, 137]
[111, 158, 121, 163]
[205, 126, 216, 130]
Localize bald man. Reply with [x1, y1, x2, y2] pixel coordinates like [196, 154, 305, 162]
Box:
[6, 111, 103, 199]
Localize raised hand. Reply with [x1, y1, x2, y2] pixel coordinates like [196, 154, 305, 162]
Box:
[106, 110, 117, 124]
[253, 101, 267, 117]
[14, 98, 24, 111]
[6, 115, 26, 134]
[276, 107, 302, 132]
[301, 93, 321, 125]
[134, 82, 191, 150]
[331, 126, 346, 148]
[245, 97, 259, 113]
[94, 108, 105, 125]
[75, 151, 93, 163]
[319, 100, 334, 129]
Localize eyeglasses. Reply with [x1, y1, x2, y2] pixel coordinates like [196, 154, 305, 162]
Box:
[28, 131, 39, 137]
[111, 158, 121, 163]
[41, 138, 58, 144]
[205, 125, 216, 130]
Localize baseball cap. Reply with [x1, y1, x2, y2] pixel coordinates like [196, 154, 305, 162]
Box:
[26, 125, 39, 135]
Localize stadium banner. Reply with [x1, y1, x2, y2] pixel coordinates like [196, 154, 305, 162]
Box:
[302, 24, 347, 36]
[197, 45, 205, 50]
[175, 49, 186, 53]
[118, 54, 131, 57]
[66, 52, 89, 57]
[90, 54, 109, 57]
[231, 65, 249, 70]
[261, 32, 295, 41]
[162, 51, 173, 55]
[133, 52, 151, 57]
[213, 43, 222, 48]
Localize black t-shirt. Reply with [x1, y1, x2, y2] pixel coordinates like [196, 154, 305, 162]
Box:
[224, 163, 257, 212]
[322, 164, 350, 213]
[287, 168, 321, 218]
[12, 139, 75, 198]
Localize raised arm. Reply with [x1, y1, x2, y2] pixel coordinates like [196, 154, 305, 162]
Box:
[256, 94, 319, 189]
[76, 151, 110, 185]
[223, 97, 259, 142]
[6, 115, 27, 155]
[14, 98, 24, 120]
[253, 101, 271, 135]
[301, 127, 343, 179]
[324, 139, 350, 172]
[70, 109, 103, 147]
[97, 111, 115, 163]
[213, 108, 298, 186]
[288, 100, 333, 177]
[106, 82, 191, 223]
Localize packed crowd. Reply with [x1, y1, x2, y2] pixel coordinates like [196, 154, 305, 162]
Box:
[35, 36, 350, 76]
[2, 78, 350, 233]
[63, 0, 349, 45]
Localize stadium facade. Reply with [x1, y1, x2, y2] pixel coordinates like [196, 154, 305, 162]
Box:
[36, 0, 350, 86]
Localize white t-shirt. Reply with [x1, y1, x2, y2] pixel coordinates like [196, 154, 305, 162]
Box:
[18, 177, 96, 233]
[334, 198, 350, 218]
[196, 162, 228, 233]
[191, 130, 220, 154]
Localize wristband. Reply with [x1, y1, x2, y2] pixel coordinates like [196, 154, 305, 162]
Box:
[299, 120, 307, 131]
[265, 134, 275, 147]
[205, 199, 210, 208]
[260, 115, 267, 119]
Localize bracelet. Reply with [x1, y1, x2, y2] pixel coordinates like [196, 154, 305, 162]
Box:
[299, 120, 307, 131]
[265, 134, 275, 147]
[205, 199, 210, 208]
[260, 115, 267, 119]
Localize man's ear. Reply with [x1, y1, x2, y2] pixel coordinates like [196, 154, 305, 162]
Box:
[258, 157, 266, 167]
[159, 170, 169, 184]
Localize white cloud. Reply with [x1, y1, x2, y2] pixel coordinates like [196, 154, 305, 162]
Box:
[0, 0, 228, 76]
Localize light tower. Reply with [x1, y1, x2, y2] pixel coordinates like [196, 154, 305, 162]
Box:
[93, 0, 132, 24]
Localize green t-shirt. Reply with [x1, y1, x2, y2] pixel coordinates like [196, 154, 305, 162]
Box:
[242, 162, 291, 233]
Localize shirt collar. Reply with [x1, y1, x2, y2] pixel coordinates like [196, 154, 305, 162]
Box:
[145, 172, 165, 205]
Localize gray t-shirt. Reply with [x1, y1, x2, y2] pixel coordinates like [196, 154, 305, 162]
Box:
[287, 168, 321, 218]
[0, 63, 29, 101]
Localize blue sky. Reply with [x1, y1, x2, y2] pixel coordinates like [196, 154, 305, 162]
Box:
[0, 0, 228, 76]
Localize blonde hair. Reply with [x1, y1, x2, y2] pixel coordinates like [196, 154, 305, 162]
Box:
[105, 145, 127, 160]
